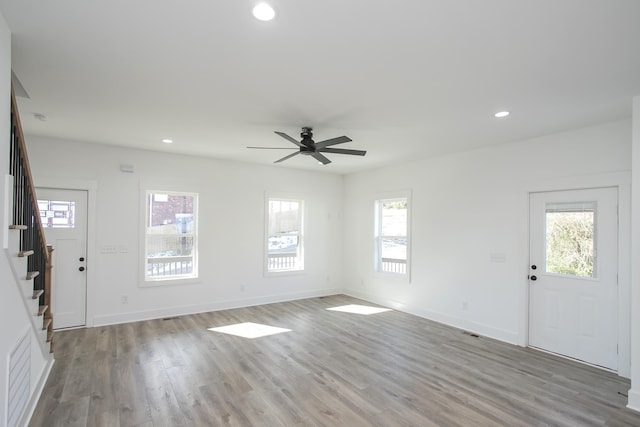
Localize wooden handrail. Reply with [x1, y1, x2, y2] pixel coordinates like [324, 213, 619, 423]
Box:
[10, 85, 50, 266]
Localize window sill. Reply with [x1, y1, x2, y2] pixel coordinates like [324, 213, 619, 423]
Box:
[264, 269, 305, 278]
[375, 271, 411, 283]
[140, 277, 200, 287]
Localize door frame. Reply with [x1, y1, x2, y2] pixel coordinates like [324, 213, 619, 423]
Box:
[520, 172, 631, 377]
[33, 176, 98, 328]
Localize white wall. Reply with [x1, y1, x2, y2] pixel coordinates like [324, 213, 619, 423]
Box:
[0, 13, 14, 426]
[343, 120, 631, 362]
[25, 137, 344, 326]
[629, 96, 640, 410]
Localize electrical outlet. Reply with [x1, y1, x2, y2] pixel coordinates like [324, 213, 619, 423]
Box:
[462, 301, 469, 311]
[121, 295, 128, 304]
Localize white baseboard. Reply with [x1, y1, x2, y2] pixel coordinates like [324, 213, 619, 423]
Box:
[92, 288, 342, 327]
[343, 288, 519, 345]
[627, 389, 640, 413]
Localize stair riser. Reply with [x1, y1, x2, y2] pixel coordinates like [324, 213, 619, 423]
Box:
[6, 228, 52, 358]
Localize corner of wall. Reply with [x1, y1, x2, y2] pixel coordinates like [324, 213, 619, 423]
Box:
[629, 95, 640, 411]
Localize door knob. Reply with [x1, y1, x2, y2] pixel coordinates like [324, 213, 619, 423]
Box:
[79, 257, 85, 262]
[531, 265, 537, 270]
[79, 266, 85, 272]
[530, 275, 537, 281]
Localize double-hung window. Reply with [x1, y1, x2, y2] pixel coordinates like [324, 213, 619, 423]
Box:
[375, 196, 410, 277]
[266, 198, 304, 273]
[144, 190, 198, 282]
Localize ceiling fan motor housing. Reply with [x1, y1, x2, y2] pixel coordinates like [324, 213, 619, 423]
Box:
[300, 127, 315, 151]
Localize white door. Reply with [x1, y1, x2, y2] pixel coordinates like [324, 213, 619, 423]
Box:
[36, 188, 88, 329]
[529, 188, 618, 370]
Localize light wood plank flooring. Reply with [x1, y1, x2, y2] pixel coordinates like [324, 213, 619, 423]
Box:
[30, 295, 640, 426]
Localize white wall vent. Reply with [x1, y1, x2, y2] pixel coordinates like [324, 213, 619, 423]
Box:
[7, 331, 30, 427]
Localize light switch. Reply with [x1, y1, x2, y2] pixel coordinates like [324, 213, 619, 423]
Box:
[101, 245, 118, 254]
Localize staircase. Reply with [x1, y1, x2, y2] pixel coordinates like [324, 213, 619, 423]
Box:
[7, 86, 54, 354]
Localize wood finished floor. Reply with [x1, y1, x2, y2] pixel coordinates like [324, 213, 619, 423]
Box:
[30, 295, 640, 427]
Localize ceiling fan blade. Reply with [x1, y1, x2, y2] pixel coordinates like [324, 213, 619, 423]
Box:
[274, 151, 301, 163]
[314, 136, 352, 150]
[311, 152, 332, 165]
[274, 131, 304, 148]
[318, 147, 367, 156]
[247, 146, 297, 150]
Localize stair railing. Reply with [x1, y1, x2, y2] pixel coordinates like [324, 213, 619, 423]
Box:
[9, 85, 54, 351]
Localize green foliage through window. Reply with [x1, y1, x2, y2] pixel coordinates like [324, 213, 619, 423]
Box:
[545, 210, 594, 277]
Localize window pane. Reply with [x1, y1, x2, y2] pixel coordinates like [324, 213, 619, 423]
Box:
[545, 203, 595, 277]
[268, 200, 300, 235]
[37, 199, 76, 228]
[381, 237, 407, 260]
[376, 197, 409, 276]
[147, 235, 194, 258]
[268, 235, 299, 254]
[267, 198, 303, 272]
[381, 200, 407, 236]
[147, 193, 194, 229]
[145, 191, 197, 281]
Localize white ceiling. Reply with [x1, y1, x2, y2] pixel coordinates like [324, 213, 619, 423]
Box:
[2, 0, 640, 174]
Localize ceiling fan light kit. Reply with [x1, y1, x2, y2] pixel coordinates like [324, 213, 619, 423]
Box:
[248, 127, 367, 165]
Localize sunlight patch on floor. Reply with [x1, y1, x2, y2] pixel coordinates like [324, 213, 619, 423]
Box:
[208, 322, 292, 339]
[326, 304, 392, 315]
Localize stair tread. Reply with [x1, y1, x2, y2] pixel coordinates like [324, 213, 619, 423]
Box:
[27, 271, 40, 280]
[32, 290, 44, 299]
[9, 224, 28, 230]
[18, 250, 34, 257]
[38, 305, 48, 316]
[43, 318, 52, 330]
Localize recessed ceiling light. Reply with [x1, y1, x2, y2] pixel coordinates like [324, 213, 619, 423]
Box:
[494, 111, 510, 118]
[253, 3, 275, 21]
[162, 138, 173, 144]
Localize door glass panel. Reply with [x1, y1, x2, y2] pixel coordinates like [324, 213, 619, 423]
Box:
[545, 202, 596, 278]
[37, 199, 76, 228]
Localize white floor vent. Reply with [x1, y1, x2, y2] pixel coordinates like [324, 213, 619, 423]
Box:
[7, 331, 30, 427]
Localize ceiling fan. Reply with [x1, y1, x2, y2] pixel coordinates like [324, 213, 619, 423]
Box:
[247, 127, 366, 165]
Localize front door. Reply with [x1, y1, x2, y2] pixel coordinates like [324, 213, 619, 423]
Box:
[529, 187, 618, 370]
[36, 188, 88, 329]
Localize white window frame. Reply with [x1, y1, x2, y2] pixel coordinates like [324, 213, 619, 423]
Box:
[374, 191, 411, 281]
[265, 195, 305, 276]
[141, 189, 198, 286]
